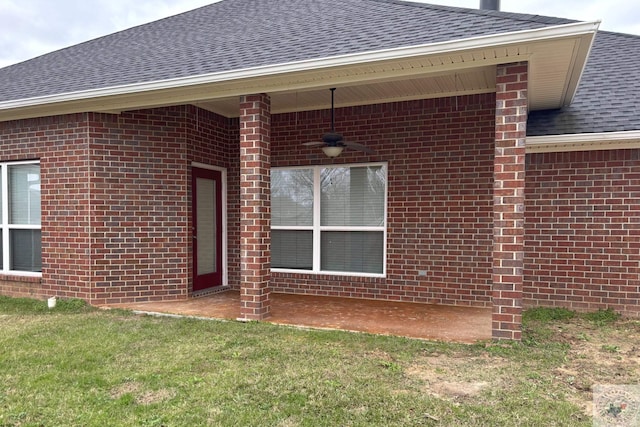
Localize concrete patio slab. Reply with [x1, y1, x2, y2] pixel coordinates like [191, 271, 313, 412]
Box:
[105, 291, 492, 343]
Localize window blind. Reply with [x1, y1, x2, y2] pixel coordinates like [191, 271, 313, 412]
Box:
[272, 230, 312, 269]
[321, 166, 385, 227]
[9, 164, 41, 225]
[272, 169, 313, 226]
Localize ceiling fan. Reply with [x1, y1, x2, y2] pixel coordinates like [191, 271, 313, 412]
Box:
[303, 88, 375, 157]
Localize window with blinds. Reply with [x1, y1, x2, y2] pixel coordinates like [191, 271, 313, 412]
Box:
[1, 161, 42, 274]
[271, 163, 386, 275]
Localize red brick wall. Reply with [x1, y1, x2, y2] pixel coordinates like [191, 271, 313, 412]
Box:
[270, 95, 496, 307]
[88, 108, 191, 304]
[226, 121, 241, 290]
[0, 276, 44, 299]
[0, 114, 92, 300]
[89, 106, 237, 304]
[525, 149, 640, 316]
[1, 107, 235, 304]
[3, 101, 639, 318]
[0, 107, 236, 304]
[186, 106, 239, 292]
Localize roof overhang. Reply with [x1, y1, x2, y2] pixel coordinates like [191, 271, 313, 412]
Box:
[0, 21, 599, 121]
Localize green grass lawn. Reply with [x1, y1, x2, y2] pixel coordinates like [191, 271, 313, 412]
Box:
[1, 296, 638, 426]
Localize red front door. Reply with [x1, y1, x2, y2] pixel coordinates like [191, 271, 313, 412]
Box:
[192, 167, 223, 291]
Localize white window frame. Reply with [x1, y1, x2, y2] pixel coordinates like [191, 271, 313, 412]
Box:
[0, 160, 42, 277]
[272, 162, 387, 278]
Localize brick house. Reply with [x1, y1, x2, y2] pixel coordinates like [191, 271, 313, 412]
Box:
[0, 0, 638, 340]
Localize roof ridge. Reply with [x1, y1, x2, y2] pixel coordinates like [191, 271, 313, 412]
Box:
[366, 0, 578, 26]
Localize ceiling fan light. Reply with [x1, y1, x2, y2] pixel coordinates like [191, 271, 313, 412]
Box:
[322, 146, 344, 158]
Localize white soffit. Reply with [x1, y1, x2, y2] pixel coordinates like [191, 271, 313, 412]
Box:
[196, 67, 499, 116]
[0, 21, 599, 121]
[527, 131, 640, 153]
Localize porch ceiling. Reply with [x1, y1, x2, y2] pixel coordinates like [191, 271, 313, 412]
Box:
[195, 67, 499, 116]
[0, 22, 597, 121]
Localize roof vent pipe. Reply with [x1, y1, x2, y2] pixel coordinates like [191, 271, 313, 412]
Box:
[479, 0, 500, 10]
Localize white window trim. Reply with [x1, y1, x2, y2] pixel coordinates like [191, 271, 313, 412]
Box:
[0, 160, 42, 277]
[272, 162, 388, 278]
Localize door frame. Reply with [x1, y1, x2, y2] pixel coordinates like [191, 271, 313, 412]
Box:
[191, 162, 228, 291]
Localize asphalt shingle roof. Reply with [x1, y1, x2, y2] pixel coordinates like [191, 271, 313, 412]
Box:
[0, 0, 638, 136]
[527, 31, 640, 136]
[0, 0, 571, 103]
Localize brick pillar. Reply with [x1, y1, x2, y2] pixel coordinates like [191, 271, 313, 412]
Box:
[493, 62, 528, 340]
[239, 94, 271, 320]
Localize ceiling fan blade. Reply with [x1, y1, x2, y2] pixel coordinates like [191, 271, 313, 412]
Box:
[302, 141, 325, 147]
[343, 140, 375, 154]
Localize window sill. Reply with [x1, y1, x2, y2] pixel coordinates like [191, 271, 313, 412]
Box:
[272, 268, 385, 279]
[0, 272, 42, 283]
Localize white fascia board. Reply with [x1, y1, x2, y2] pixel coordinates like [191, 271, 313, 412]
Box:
[0, 21, 599, 113]
[562, 22, 600, 106]
[526, 131, 640, 153]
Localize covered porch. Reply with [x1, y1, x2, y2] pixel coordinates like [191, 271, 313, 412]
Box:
[105, 291, 492, 343]
[232, 62, 528, 340]
[0, 18, 598, 342]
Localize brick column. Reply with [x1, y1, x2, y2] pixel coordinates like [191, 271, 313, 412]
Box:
[493, 63, 528, 340]
[239, 94, 272, 320]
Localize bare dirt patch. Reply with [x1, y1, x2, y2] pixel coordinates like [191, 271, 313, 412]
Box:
[110, 381, 141, 400]
[403, 316, 640, 419]
[406, 353, 506, 401]
[547, 318, 640, 416]
[431, 381, 490, 399]
[137, 388, 175, 405]
[110, 381, 175, 405]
